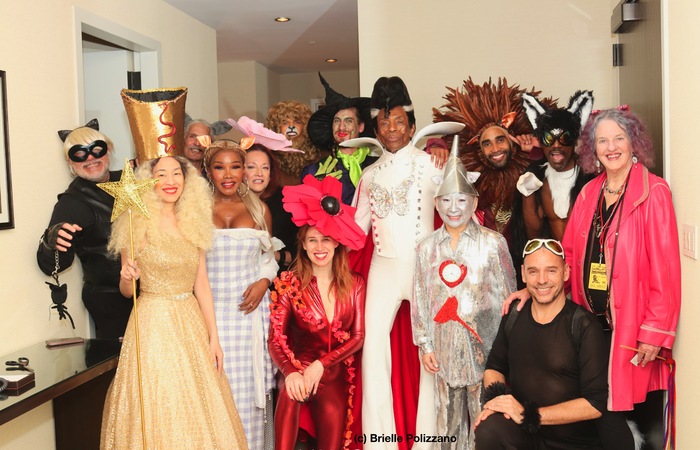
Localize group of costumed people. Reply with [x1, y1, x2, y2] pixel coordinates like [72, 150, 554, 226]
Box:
[42, 70, 680, 450]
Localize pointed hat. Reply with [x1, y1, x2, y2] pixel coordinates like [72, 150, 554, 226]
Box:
[436, 135, 480, 198]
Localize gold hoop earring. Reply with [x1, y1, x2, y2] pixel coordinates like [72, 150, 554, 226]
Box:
[238, 179, 250, 197]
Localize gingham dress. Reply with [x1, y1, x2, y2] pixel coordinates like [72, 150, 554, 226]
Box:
[207, 228, 278, 450]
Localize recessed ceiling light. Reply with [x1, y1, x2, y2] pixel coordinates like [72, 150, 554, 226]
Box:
[275, 17, 291, 22]
[308, 41, 317, 45]
[325, 58, 338, 63]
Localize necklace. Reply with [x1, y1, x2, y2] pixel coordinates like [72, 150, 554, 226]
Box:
[604, 180, 625, 195]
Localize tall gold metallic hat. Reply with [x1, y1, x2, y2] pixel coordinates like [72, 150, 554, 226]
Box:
[436, 135, 480, 198]
[121, 87, 187, 161]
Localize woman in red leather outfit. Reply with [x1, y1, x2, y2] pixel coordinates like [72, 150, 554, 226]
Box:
[268, 175, 367, 450]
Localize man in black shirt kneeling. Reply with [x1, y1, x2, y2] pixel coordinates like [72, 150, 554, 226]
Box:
[474, 239, 607, 450]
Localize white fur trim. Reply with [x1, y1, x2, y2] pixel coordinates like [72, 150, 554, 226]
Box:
[522, 93, 546, 130]
[544, 163, 578, 219]
[567, 90, 594, 130]
[626, 419, 645, 450]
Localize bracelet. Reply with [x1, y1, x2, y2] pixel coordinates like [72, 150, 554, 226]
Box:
[483, 381, 511, 403]
[0, 377, 8, 393]
[520, 400, 541, 434]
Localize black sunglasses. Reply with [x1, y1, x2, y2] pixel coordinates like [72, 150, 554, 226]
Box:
[68, 140, 108, 162]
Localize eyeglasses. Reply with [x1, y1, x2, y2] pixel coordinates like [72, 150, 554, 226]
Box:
[541, 130, 575, 147]
[68, 140, 108, 162]
[523, 239, 565, 259]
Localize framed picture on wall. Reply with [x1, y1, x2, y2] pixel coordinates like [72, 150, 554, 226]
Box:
[0, 70, 14, 230]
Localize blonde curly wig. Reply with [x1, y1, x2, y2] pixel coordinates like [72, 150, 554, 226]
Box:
[265, 100, 321, 178]
[108, 156, 213, 257]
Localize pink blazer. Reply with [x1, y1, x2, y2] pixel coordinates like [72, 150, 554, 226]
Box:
[563, 163, 680, 411]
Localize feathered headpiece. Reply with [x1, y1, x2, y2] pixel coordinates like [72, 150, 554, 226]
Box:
[282, 175, 366, 250]
[433, 78, 555, 217]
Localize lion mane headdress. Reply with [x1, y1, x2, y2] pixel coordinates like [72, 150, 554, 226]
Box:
[433, 78, 555, 217]
[265, 100, 320, 180]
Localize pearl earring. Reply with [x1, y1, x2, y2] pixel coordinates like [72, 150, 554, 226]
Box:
[595, 160, 601, 173]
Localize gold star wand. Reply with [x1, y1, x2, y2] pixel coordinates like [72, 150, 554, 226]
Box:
[98, 159, 157, 449]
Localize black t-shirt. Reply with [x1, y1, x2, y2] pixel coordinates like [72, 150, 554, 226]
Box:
[487, 300, 608, 450]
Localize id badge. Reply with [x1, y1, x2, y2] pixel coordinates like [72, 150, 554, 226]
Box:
[588, 263, 608, 290]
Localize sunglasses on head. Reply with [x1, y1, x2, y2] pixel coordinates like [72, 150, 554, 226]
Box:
[523, 239, 565, 259]
[68, 140, 108, 162]
[541, 130, 575, 147]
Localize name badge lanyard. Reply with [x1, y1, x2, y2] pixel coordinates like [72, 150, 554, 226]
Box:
[586, 181, 628, 328]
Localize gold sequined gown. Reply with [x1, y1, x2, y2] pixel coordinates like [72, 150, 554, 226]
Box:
[101, 234, 248, 449]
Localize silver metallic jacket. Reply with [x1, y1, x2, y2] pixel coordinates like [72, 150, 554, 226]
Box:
[411, 220, 516, 387]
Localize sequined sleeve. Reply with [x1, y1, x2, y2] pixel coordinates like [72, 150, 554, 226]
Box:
[411, 240, 434, 355]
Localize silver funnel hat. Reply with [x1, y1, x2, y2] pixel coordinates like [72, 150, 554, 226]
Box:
[435, 135, 480, 198]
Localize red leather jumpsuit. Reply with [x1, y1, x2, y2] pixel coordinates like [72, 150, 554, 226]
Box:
[268, 272, 365, 450]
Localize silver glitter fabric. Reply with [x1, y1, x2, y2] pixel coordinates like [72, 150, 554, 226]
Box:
[412, 220, 515, 449]
[412, 220, 516, 388]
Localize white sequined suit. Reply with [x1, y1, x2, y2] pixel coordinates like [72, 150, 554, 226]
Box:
[353, 142, 443, 449]
[412, 220, 516, 449]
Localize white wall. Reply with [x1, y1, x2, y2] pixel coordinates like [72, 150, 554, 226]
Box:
[666, 0, 700, 447]
[218, 63, 360, 123]
[0, 1, 217, 448]
[357, 0, 616, 128]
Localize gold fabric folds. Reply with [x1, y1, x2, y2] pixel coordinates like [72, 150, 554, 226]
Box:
[121, 87, 187, 161]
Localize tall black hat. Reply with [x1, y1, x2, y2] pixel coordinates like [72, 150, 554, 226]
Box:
[369, 76, 415, 126]
[307, 73, 374, 151]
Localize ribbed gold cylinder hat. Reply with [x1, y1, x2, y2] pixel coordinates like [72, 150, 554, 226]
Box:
[121, 87, 187, 161]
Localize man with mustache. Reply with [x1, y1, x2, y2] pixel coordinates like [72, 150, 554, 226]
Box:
[509, 91, 595, 282]
[181, 117, 232, 177]
[37, 119, 132, 339]
[183, 119, 211, 176]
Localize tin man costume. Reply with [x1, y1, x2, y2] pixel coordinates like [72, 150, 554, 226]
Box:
[412, 137, 516, 449]
[346, 76, 464, 449]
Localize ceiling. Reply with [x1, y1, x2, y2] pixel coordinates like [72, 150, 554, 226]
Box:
[164, 0, 359, 74]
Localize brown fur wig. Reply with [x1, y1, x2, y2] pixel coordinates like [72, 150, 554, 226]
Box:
[433, 78, 555, 216]
[265, 101, 321, 180]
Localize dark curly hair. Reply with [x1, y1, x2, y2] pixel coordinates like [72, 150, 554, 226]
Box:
[577, 108, 655, 174]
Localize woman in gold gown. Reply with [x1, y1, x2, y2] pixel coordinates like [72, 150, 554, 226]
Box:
[100, 155, 248, 449]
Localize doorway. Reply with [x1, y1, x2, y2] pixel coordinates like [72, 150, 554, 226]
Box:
[75, 7, 161, 166]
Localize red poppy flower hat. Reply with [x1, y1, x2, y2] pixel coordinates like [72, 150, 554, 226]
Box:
[282, 175, 366, 250]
